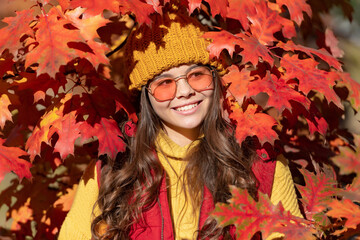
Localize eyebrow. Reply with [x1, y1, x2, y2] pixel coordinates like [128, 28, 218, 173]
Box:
[154, 65, 200, 80]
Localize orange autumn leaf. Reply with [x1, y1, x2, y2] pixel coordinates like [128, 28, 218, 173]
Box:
[0, 94, 12, 129]
[0, 139, 32, 182]
[10, 198, 33, 231]
[327, 199, 360, 230]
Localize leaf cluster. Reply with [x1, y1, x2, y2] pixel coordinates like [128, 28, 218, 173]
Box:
[0, 0, 359, 239]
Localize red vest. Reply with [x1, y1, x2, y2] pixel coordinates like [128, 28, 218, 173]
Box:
[129, 175, 216, 240]
[95, 155, 276, 240]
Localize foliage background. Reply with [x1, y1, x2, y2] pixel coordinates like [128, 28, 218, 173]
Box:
[0, 0, 360, 239]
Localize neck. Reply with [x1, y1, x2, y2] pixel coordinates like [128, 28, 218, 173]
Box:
[162, 123, 200, 147]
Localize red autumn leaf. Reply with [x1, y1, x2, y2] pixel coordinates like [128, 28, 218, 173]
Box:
[327, 199, 360, 230]
[79, 118, 126, 159]
[16, 72, 67, 96]
[229, 104, 277, 145]
[25, 8, 84, 78]
[49, 111, 81, 160]
[204, 0, 228, 17]
[248, 72, 310, 112]
[277, 40, 342, 71]
[203, 30, 243, 58]
[69, 0, 120, 18]
[0, 9, 35, 55]
[83, 39, 110, 67]
[331, 135, 360, 175]
[227, 0, 257, 31]
[306, 116, 328, 135]
[25, 94, 72, 161]
[187, 0, 202, 13]
[118, 0, 156, 25]
[325, 28, 344, 58]
[337, 72, 360, 112]
[0, 139, 32, 182]
[26, 108, 62, 161]
[222, 65, 254, 105]
[247, 1, 284, 45]
[341, 176, 360, 202]
[280, 54, 342, 108]
[64, 7, 112, 65]
[237, 33, 274, 66]
[276, 0, 312, 26]
[212, 187, 314, 239]
[0, 94, 12, 129]
[296, 169, 337, 221]
[65, 8, 110, 41]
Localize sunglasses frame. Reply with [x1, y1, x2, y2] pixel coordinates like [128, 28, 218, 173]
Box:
[147, 65, 215, 102]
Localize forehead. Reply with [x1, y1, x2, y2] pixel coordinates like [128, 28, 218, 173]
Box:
[156, 64, 198, 78]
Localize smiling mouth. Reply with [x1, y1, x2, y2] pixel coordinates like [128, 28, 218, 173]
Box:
[174, 101, 200, 112]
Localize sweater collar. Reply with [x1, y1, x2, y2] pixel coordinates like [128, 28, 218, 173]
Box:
[155, 130, 202, 160]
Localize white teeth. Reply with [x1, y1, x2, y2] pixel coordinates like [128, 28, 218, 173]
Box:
[175, 103, 198, 111]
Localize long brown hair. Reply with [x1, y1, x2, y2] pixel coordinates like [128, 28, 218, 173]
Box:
[91, 69, 257, 239]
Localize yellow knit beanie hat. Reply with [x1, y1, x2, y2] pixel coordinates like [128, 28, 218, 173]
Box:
[124, 5, 224, 90]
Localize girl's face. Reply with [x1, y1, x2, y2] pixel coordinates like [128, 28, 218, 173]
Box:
[148, 64, 214, 140]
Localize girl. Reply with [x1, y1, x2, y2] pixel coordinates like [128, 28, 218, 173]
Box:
[59, 4, 301, 240]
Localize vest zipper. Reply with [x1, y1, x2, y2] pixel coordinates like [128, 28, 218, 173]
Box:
[157, 197, 164, 240]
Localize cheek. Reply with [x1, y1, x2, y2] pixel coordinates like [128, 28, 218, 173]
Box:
[148, 94, 170, 117]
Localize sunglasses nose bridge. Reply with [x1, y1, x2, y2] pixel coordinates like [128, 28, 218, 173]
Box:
[173, 74, 188, 83]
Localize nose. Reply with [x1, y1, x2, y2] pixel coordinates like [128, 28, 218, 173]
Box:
[175, 78, 195, 99]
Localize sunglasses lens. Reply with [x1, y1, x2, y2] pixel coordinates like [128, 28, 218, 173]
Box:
[151, 79, 176, 101]
[187, 67, 212, 90]
[150, 66, 213, 101]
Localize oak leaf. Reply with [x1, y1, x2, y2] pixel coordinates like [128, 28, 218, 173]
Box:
[325, 28, 344, 58]
[306, 116, 328, 135]
[277, 40, 342, 71]
[227, 0, 257, 30]
[222, 65, 254, 105]
[25, 8, 84, 78]
[205, 0, 228, 17]
[229, 104, 277, 145]
[203, 30, 242, 58]
[0, 139, 32, 182]
[65, 8, 110, 41]
[296, 169, 337, 222]
[247, 72, 310, 112]
[237, 33, 274, 66]
[25, 94, 72, 161]
[0, 9, 35, 55]
[118, 0, 156, 25]
[331, 135, 360, 175]
[248, 1, 289, 45]
[280, 54, 342, 108]
[327, 199, 360, 231]
[79, 118, 126, 159]
[187, 0, 202, 13]
[49, 111, 81, 160]
[69, 0, 120, 18]
[212, 187, 314, 239]
[26, 106, 62, 161]
[341, 176, 360, 202]
[337, 72, 360, 112]
[276, 0, 312, 26]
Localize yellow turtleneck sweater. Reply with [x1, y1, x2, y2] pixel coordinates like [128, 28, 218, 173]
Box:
[155, 131, 201, 240]
[58, 132, 301, 240]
